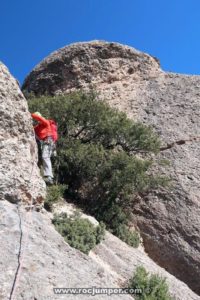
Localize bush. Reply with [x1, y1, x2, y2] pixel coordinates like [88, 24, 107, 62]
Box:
[128, 266, 174, 300]
[113, 224, 140, 248]
[44, 184, 67, 211]
[91, 203, 140, 247]
[52, 212, 105, 254]
[28, 92, 168, 247]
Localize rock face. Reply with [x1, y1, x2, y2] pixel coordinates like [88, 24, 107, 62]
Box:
[53, 200, 200, 300]
[0, 62, 45, 204]
[1, 200, 199, 300]
[22, 40, 161, 96]
[22, 41, 200, 295]
[1, 201, 133, 300]
[91, 232, 200, 300]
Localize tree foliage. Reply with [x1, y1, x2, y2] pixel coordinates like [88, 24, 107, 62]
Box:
[28, 92, 160, 153]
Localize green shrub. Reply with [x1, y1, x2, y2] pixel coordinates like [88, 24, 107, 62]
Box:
[28, 92, 168, 247]
[128, 266, 174, 300]
[52, 212, 106, 254]
[113, 224, 140, 248]
[44, 184, 67, 211]
[91, 203, 140, 247]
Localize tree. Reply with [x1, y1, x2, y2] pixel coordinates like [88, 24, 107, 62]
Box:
[28, 92, 168, 247]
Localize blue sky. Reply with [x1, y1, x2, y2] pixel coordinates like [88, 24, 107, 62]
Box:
[1, 0, 200, 83]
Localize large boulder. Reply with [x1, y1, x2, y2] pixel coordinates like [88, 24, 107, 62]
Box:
[22, 41, 200, 294]
[22, 40, 161, 96]
[0, 62, 45, 204]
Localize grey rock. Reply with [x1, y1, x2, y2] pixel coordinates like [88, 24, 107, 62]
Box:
[0, 62, 45, 204]
[22, 40, 160, 96]
[52, 199, 200, 300]
[91, 232, 200, 300]
[0, 201, 133, 300]
[22, 41, 200, 294]
[1, 200, 199, 300]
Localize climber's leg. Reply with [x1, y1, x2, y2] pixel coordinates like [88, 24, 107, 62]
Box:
[42, 142, 53, 181]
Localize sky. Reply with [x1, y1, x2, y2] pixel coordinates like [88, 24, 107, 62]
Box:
[1, 0, 200, 84]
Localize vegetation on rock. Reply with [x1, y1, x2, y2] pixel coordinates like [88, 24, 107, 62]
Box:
[44, 184, 67, 211]
[128, 266, 174, 300]
[52, 212, 105, 254]
[28, 92, 168, 248]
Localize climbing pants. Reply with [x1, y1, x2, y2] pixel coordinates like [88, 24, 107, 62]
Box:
[37, 137, 54, 178]
[42, 143, 53, 178]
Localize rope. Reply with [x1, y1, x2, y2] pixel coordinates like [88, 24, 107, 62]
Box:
[8, 141, 37, 300]
[9, 204, 23, 300]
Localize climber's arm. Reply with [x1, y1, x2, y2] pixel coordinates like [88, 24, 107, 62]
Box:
[31, 113, 49, 125]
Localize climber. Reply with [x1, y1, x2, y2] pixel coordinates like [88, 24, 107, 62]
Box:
[31, 111, 56, 185]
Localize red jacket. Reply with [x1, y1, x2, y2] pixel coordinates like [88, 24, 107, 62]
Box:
[31, 113, 52, 140]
